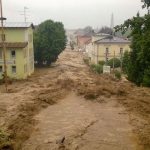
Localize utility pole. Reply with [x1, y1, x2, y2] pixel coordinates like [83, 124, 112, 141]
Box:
[113, 51, 115, 73]
[24, 7, 28, 23]
[110, 13, 114, 29]
[120, 49, 123, 72]
[20, 6, 28, 23]
[0, 0, 8, 92]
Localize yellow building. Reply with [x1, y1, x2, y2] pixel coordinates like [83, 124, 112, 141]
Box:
[88, 35, 131, 64]
[0, 22, 34, 79]
[86, 33, 110, 59]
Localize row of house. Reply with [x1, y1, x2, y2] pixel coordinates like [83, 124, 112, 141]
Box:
[0, 22, 34, 79]
[77, 33, 131, 64]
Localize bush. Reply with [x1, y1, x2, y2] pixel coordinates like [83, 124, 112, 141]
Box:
[114, 70, 121, 79]
[108, 58, 121, 68]
[90, 64, 103, 74]
[142, 68, 150, 87]
[98, 61, 105, 66]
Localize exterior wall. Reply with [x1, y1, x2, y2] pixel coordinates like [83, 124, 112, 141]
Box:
[91, 43, 98, 64]
[0, 28, 26, 42]
[85, 43, 93, 59]
[91, 43, 130, 64]
[77, 36, 91, 50]
[0, 26, 34, 79]
[0, 48, 28, 79]
[26, 27, 34, 76]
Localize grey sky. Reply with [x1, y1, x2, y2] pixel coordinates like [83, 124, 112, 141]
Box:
[2, 0, 147, 29]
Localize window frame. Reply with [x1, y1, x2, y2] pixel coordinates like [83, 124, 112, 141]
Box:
[11, 50, 16, 59]
[106, 47, 109, 54]
[0, 66, 3, 73]
[0, 50, 2, 59]
[120, 48, 123, 54]
[12, 66, 16, 74]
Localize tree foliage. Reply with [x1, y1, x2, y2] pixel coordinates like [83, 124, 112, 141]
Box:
[34, 20, 67, 66]
[107, 58, 121, 68]
[115, 1, 150, 86]
[83, 26, 93, 34]
[142, 0, 150, 8]
[122, 51, 130, 74]
[98, 26, 113, 35]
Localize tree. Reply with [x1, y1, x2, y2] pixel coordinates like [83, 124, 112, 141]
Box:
[83, 26, 94, 35]
[107, 58, 121, 68]
[34, 20, 67, 66]
[98, 26, 113, 35]
[142, 0, 150, 8]
[115, 1, 150, 86]
[122, 51, 130, 74]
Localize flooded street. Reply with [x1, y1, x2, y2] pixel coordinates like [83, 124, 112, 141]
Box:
[23, 93, 137, 150]
[0, 49, 149, 150]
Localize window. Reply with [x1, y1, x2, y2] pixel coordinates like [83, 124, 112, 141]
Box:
[0, 50, 2, 59]
[106, 48, 109, 54]
[11, 50, 16, 58]
[120, 48, 123, 54]
[12, 66, 16, 74]
[105, 48, 109, 62]
[0, 66, 2, 73]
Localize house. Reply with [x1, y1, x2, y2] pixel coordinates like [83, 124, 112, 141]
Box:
[85, 33, 110, 60]
[0, 22, 34, 79]
[77, 35, 92, 51]
[86, 35, 131, 64]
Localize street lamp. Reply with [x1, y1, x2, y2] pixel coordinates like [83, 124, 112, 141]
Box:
[0, 0, 8, 92]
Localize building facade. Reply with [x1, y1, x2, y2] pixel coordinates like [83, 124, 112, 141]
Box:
[0, 22, 34, 79]
[77, 35, 92, 51]
[86, 33, 110, 60]
[86, 35, 131, 64]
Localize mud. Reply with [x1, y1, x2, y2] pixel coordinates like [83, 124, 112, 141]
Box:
[22, 93, 138, 150]
[0, 49, 150, 150]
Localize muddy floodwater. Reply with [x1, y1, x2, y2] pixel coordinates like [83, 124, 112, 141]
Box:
[22, 93, 137, 150]
[0, 49, 150, 150]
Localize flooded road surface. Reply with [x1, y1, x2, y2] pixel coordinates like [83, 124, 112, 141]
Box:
[22, 92, 137, 150]
[1, 49, 148, 150]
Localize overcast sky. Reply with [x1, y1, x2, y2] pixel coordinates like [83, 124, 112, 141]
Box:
[2, 0, 147, 29]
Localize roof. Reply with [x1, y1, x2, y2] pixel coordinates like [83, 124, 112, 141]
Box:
[0, 22, 34, 29]
[95, 36, 131, 44]
[0, 42, 28, 48]
[94, 33, 110, 37]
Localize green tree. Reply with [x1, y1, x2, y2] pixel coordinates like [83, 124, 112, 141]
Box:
[107, 58, 121, 68]
[34, 20, 67, 66]
[142, 0, 150, 8]
[115, 1, 150, 86]
[122, 51, 130, 74]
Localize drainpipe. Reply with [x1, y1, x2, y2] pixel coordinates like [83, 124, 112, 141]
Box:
[97, 45, 99, 64]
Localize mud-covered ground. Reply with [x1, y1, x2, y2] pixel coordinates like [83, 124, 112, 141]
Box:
[0, 49, 150, 150]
